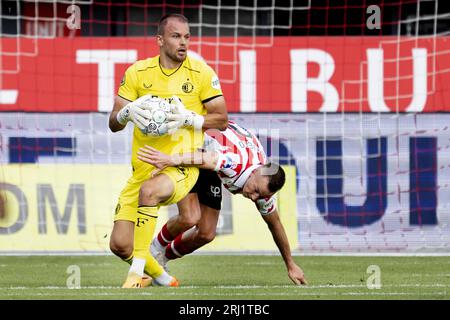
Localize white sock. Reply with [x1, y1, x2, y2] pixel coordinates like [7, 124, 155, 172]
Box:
[128, 257, 145, 277]
[154, 271, 173, 286]
[151, 237, 166, 255]
[160, 253, 169, 264]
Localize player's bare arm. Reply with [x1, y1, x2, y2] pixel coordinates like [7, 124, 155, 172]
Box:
[262, 209, 308, 285]
[109, 96, 130, 132]
[137, 145, 218, 172]
[202, 96, 228, 131]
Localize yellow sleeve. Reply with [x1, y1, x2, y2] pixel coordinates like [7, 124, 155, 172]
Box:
[118, 63, 139, 101]
[200, 64, 223, 103]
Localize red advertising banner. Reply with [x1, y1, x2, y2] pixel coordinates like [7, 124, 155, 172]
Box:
[1, 37, 449, 112]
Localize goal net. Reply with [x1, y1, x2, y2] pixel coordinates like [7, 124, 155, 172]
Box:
[0, 0, 449, 254]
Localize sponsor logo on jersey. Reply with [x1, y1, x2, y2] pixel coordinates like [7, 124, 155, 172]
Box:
[256, 197, 275, 215]
[211, 76, 221, 90]
[223, 155, 236, 169]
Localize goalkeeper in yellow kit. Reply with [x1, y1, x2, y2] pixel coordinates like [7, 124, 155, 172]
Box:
[108, 13, 228, 287]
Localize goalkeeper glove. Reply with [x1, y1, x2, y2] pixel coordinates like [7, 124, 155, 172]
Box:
[166, 95, 204, 134]
[116, 95, 155, 130]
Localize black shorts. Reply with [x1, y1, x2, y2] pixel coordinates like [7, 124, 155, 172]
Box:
[190, 169, 222, 210]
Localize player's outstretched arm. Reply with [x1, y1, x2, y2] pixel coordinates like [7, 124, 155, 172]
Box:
[261, 209, 308, 285]
[137, 145, 218, 174]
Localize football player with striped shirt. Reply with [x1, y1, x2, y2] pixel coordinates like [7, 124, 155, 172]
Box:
[137, 121, 308, 285]
[108, 14, 228, 288]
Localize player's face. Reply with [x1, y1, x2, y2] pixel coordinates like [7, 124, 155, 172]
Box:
[242, 171, 273, 202]
[158, 19, 190, 63]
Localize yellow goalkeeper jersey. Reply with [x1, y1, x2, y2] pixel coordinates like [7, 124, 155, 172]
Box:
[118, 55, 223, 182]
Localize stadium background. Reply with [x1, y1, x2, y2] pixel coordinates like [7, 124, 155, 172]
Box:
[0, 0, 449, 256]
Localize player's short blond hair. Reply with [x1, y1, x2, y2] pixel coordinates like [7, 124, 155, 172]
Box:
[157, 13, 189, 35]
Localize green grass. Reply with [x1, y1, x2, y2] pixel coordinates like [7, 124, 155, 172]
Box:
[0, 255, 449, 300]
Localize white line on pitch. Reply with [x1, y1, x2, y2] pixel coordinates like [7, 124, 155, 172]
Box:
[1, 284, 449, 290]
[0, 291, 448, 297]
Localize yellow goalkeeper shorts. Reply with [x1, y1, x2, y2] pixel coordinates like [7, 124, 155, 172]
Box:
[113, 166, 199, 222]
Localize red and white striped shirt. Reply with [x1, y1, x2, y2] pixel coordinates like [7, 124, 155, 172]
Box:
[204, 121, 277, 215]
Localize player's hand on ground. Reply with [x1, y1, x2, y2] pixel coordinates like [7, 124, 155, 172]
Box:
[137, 145, 180, 176]
[167, 95, 204, 134]
[116, 94, 155, 130]
[288, 263, 308, 285]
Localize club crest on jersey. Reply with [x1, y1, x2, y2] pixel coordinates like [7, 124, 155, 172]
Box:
[182, 81, 194, 93]
[120, 75, 126, 86]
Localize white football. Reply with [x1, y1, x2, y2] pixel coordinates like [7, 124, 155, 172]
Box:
[140, 98, 171, 136]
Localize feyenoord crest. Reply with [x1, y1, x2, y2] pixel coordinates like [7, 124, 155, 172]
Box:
[182, 81, 194, 93]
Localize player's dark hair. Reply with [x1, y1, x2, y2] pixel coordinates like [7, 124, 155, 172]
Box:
[262, 163, 286, 193]
[157, 14, 189, 35]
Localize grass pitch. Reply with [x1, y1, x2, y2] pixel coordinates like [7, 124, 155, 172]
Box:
[0, 255, 448, 300]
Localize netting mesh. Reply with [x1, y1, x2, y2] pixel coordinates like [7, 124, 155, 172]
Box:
[0, 0, 449, 253]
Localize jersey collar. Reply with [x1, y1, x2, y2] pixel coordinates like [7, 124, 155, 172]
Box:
[158, 56, 184, 77]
